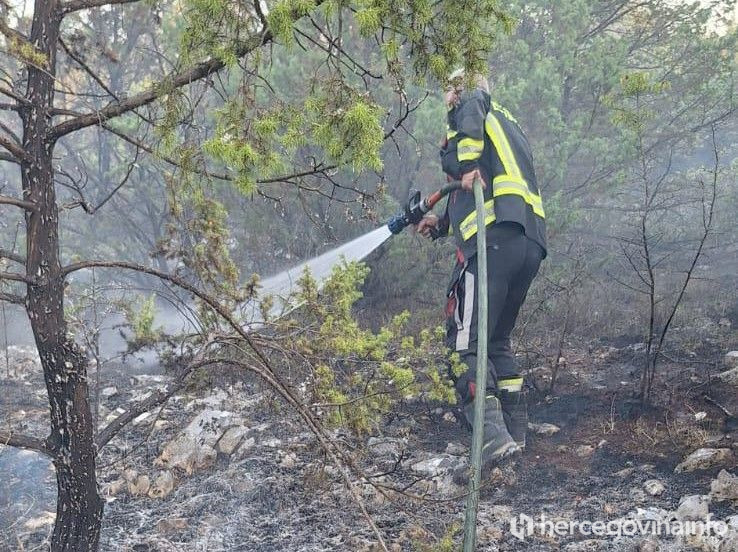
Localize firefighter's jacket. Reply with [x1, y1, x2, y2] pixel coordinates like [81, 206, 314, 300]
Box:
[438, 89, 547, 260]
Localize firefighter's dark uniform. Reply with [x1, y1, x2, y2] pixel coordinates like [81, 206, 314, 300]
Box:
[436, 88, 546, 450]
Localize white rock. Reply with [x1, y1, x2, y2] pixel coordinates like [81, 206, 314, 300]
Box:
[217, 426, 248, 455]
[528, 422, 560, 435]
[191, 388, 229, 409]
[442, 411, 457, 423]
[279, 451, 298, 468]
[575, 444, 596, 458]
[153, 420, 171, 433]
[193, 445, 217, 471]
[23, 511, 55, 530]
[628, 506, 671, 523]
[445, 442, 467, 456]
[717, 366, 738, 385]
[233, 437, 256, 459]
[155, 409, 239, 474]
[130, 374, 168, 386]
[132, 412, 151, 426]
[367, 437, 406, 457]
[148, 470, 175, 499]
[101, 386, 118, 398]
[675, 448, 734, 473]
[127, 474, 151, 496]
[103, 478, 126, 496]
[638, 537, 660, 552]
[675, 494, 710, 522]
[643, 479, 666, 496]
[261, 437, 282, 448]
[725, 351, 738, 369]
[695, 411, 708, 421]
[710, 470, 738, 502]
[410, 454, 464, 476]
[562, 539, 607, 551]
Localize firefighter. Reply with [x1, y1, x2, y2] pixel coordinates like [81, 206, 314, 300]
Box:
[415, 69, 547, 475]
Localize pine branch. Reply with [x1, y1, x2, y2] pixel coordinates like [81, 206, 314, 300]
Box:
[51, 32, 275, 138]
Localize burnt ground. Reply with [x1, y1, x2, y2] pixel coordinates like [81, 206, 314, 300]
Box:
[2, 333, 737, 551]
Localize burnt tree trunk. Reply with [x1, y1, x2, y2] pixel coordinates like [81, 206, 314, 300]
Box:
[22, 1, 104, 550]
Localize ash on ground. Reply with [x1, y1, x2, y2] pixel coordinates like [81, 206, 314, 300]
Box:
[2, 338, 738, 551]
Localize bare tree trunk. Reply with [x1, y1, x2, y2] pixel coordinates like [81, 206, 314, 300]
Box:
[22, 2, 103, 550]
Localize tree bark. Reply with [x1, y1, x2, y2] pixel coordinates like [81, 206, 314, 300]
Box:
[22, 1, 103, 550]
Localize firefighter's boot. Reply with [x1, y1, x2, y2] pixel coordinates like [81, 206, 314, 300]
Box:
[455, 395, 518, 483]
[477, 396, 519, 467]
[500, 389, 528, 449]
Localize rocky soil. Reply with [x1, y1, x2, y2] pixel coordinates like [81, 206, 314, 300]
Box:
[1, 338, 737, 551]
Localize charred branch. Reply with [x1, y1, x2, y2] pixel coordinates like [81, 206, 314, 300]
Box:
[0, 151, 19, 164]
[0, 271, 34, 284]
[0, 85, 30, 106]
[0, 291, 25, 304]
[96, 356, 216, 448]
[0, 193, 37, 211]
[58, 38, 119, 100]
[0, 248, 25, 265]
[0, 133, 30, 164]
[0, 430, 52, 456]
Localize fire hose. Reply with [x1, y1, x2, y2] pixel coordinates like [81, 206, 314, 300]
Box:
[386, 182, 462, 238]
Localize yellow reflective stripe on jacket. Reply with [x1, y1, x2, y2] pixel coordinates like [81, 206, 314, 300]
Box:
[485, 112, 545, 219]
[492, 176, 545, 218]
[459, 199, 496, 240]
[457, 137, 484, 161]
[485, 112, 522, 179]
[446, 128, 458, 140]
[497, 377, 524, 392]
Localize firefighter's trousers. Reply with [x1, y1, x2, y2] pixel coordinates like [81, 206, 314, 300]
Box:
[446, 222, 543, 403]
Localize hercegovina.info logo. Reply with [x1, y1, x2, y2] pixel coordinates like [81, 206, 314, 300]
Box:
[508, 512, 730, 542]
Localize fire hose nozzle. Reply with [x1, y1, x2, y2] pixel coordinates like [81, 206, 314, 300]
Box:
[387, 189, 427, 234]
[386, 183, 461, 235]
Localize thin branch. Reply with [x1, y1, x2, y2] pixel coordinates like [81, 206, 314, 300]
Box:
[0, 271, 33, 284]
[101, 121, 345, 191]
[0, 430, 51, 456]
[0, 194, 37, 211]
[58, 38, 119, 100]
[0, 85, 30, 106]
[0, 134, 29, 164]
[0, 248, 25, 265]
[0, 151, 19, 164]
[62, 0, 141, 14]
[96, 355, 215, 448]
[51, 26, 278, 138]
[0, 291, 25, 304]
[59, 259, 387, 548]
